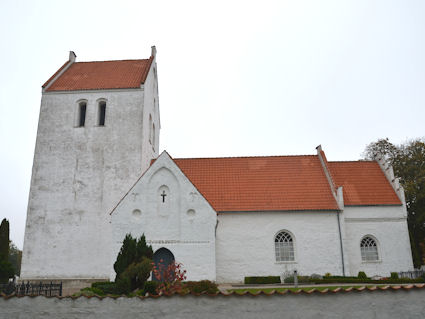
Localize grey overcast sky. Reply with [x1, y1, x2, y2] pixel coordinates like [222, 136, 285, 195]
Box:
[1, 0, 424, 249]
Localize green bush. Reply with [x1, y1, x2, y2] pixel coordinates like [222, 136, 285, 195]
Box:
[357, 271, 368, 280]
[92, 281, 119, 295]
[390, 272, 399, 279]
[80, 287, 105, 296]
[115, 277, 131, 295]
[244, 276, 281, 284]
[120, 257, 153, 291]
[143, 281, 160, 295]
[113, 234, 153, 293]
[184, 280, 218, 294]
[114, 234, 153, 281]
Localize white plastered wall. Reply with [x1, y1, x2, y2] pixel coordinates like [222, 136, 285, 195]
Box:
[21, 59, 160, 281]
[343, 206, 414, 277]
[111, 152, 217, 281]
[141, 59, 160, 174]
[216, 211, 345, 283]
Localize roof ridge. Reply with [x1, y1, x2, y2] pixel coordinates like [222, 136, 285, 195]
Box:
[329, 160, 375, 163]
[73, 58, 150, 64]
[174, 154, 318, 160]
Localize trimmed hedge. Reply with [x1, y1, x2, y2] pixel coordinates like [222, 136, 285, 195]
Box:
[310, 278, 425, 284]
[244, 276, 281, 284]
[283, 276, 310, 284]
[184, 280, 218, 294]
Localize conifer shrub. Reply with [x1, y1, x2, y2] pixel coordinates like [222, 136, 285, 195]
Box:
[390, 272, 399, 279]
[0, 219, 9, 260]
[0, 259, 14, 284]
[357, 271, 368, 280]
[113, 234, 153, 293]
[0, 219, 13, 284]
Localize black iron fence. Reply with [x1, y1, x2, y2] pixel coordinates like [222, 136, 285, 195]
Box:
[0, 281, 62, 296]
[398, 270, 425, 279]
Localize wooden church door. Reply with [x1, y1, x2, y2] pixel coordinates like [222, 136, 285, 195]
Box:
[152, 248, 175, 282]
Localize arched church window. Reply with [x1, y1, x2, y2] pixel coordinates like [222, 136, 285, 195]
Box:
[360, 236, 379, 261]
[97, 100, 106, 126]
[77, 101, 87, 127]
[275, 231, 295, 262]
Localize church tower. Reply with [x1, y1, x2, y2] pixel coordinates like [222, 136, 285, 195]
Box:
[21, 47, 160, 286]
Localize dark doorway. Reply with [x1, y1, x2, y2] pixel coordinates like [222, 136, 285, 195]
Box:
[152, 248, 175, 282]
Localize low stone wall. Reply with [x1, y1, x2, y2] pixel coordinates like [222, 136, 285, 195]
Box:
[1, 288, 424, 319]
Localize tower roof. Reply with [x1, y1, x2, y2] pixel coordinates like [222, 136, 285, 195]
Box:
[43, 57, 154, 92]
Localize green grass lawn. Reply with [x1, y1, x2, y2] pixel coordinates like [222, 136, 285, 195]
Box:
[229, 285, 388, 293]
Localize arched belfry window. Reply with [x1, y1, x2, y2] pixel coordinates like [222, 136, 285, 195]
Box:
[98, 100, 106, 126]
[149, 114, 153, 144]
[275, 231, 295, 262]
[360, 236, 379, 261]
[152, 123, 156, 148]
[77, 101, 87, 127]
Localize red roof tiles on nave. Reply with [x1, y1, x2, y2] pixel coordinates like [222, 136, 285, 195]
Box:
[328, 161, 401, 206]
[174, 155, 340, 212]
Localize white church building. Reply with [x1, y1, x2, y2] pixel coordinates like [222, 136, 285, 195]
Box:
[21, 47, 413, 288]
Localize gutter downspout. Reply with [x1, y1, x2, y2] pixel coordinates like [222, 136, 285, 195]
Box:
[336, 210, 345, 276]
[336, 186, 346, 276]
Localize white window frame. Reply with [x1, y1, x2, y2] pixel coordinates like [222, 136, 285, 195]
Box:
[274, 230, 296, 263]
[360, 235, 380, 262]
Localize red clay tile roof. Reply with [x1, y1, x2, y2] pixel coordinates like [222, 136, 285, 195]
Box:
[173, 155, 339, 212]
[44, 57, 153, 91]
[328, 161, 401, 206]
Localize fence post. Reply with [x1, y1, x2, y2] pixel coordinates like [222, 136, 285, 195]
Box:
[60, 282, 63, 297]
